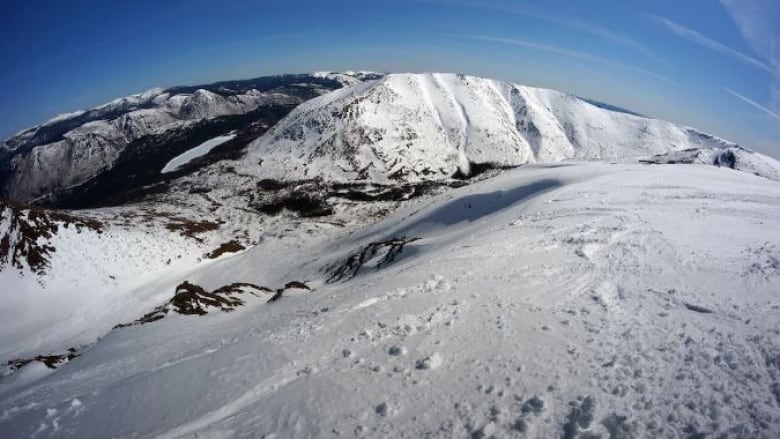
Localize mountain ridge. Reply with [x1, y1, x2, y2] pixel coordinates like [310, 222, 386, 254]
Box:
[242, 73, 779, 184]
[3, 71, 779, 208]
[0, 73, 372, 204]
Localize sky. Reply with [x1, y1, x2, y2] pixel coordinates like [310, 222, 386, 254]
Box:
[1, 0, 778, 157]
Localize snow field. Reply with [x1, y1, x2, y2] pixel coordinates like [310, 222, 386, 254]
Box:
[2, 163, 779, 437]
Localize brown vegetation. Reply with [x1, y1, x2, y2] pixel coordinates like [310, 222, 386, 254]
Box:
[0, 198, 103, 274]
[326, 237, 419, 283]
[7, 348, 79, 370]
[205, 240, 247, 259]
[115, 279, 310, 327]
[164, 218, 221, 240]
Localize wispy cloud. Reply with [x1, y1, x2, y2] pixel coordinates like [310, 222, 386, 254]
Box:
[541, 16, 661, 62]
[724, 87, 780, 121]
[647, 13, 771, 73]
[458, 34, 679, 86]
[446, 0, 663, 62]
[719, 0, 778, 62]
[719, 0, 780, 117]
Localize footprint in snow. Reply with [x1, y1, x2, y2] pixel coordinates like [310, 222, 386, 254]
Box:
[416, 353, 443, 370]
[388, 345, 407, 356]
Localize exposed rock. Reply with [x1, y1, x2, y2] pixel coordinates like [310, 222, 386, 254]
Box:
[325, 237, 419, 283]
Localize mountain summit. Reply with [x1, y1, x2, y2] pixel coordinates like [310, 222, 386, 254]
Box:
[3, 72, 779, 209]
[244, 73, 755, 183]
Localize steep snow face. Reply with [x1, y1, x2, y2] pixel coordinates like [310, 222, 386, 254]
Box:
[246, 73, 743, 183]
[1, 164, 779, 437]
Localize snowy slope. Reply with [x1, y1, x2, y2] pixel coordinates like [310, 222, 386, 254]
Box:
[244, 73, 755, 183]
[1, 163, 779, 437]
[0, 73, 379, 204]
[161, 133, 237, 173]
[0, 201, 216, 361]
[641, 146, 780, 181]
[1, 91, 299, 202]
[313, 71, 384, 86]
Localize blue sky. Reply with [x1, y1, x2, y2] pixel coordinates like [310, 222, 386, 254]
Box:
[2, 0, 778, 156]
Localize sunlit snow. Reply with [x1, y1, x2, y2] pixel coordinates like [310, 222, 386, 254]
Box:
[160, 133, 236, 174]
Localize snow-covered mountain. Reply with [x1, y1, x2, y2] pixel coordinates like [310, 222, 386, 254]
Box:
[1, 71, 780, 438]
[245, 73, 779, 183]
[3, 72, 779, 208]
[4, 90, 296, 202]
[0, 73, 373, 205]
[641, 146, 780, 181]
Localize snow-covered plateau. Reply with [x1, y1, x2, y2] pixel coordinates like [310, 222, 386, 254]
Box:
[0, 72, 779, 438]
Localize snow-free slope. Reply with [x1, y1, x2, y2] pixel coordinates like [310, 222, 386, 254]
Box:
[245, 73, 750, 183]
[2, 163, 779, 438]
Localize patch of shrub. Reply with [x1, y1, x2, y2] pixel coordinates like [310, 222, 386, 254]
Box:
[257, 179, 290, 191]
[7, 348, 79, 370]
[254, 192, 333, 217]
[205, 240, 247, 259]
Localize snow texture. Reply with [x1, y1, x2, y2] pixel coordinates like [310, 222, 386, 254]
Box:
[243, 73, 776, 184]
[1, 72, 780, 438]
[2, 163, 779, 438]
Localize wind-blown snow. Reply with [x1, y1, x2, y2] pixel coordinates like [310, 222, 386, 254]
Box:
[2, 163, 779, 437]
[160, 133, 236, 174]
[43, 110, 87, 126]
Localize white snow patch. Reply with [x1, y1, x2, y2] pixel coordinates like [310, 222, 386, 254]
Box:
[161, 133, 236, 174]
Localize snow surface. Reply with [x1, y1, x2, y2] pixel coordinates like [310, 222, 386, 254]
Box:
[2, 72, 780, 438]
[2, 163, 779, 437]
[43, 110, 87, 126]
[644, 146, 780, 181]
[0, 210, 206, 361]
[1, 89, 301, 202]
[161, 133, 236, 174]
[243, 73, 754, 184]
